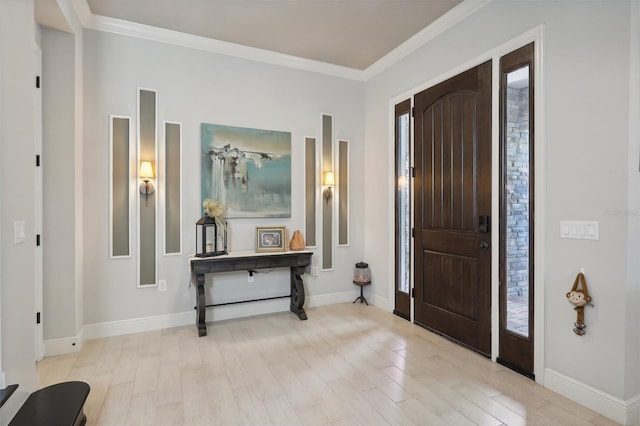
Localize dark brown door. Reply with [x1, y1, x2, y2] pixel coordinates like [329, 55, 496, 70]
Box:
[498, 43, 535, 378]
[394, 99, 411, 321]
[413, 61, 492, 357]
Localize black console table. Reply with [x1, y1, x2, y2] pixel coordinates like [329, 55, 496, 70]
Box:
[190, 251, 313, 337]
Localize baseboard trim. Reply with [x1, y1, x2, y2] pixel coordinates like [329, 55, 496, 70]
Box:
[544, 368, 636, 425]
[205, 298, 290, 323]
[79, 291, 355, 341]
[626, 393, 640, 426]
[307, 291, 355, 307]
[82, 311, 194, 340]
[372, 294, 391, 311]
[43, 336, 80, 357]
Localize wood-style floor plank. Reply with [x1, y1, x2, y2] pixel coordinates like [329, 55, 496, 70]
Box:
[36, 303, 620, 425]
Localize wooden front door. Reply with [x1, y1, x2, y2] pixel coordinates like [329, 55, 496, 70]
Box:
[413, 61, 492, 356]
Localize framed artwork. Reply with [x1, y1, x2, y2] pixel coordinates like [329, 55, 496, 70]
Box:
[256, 226, 286, 252]
[201, 123, 291, 218]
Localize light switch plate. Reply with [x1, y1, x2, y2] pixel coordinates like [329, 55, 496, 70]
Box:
[560, 220, 598, 240]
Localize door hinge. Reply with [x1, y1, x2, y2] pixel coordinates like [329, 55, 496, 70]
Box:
[411, 228, 415, 238]
[36, 234, 41, 246]
[36, 312, 41, 324]
[411, 167, 415, 178]
[411, 288, 415, 298]
[36, 75, 40, 88]
[36, 155, 40, 167]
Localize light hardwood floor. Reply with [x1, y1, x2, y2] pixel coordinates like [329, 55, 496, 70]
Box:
[36, 303, 619, 425]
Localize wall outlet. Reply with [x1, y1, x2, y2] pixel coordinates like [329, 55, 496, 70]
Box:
[311, 266, 319, 276]
[159, 280, 167, 292]
[248, 272, 254, 283]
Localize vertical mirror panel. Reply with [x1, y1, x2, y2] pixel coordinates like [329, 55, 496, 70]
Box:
[139, 89, 156, 286]
[504, 65, 531, 337]
[338, 140, 349, 246]
[110, 116, 131, 258]
[305, 137, 317, 247]
[165, 122, 182, 255]
[322, 114, 333, 270]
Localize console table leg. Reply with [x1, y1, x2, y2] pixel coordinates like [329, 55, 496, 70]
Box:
[290, 267, 307, 320]
[196, 273, 207, 336]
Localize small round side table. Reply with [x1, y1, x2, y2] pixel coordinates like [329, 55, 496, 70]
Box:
[353, 280, 371, 305]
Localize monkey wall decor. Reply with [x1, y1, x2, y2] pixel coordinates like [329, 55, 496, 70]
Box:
[566, 272, 593, 336]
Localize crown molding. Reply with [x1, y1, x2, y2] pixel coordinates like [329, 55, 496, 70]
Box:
[71, 0, 490, 82]
[362, 0, 491, 80]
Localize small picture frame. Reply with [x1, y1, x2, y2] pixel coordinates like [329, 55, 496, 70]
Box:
[256, 226, 287, 252]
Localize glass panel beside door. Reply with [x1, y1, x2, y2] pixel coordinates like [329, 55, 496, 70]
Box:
[499, 42, 535, 379]
[394, 99, 411, 321]
[504, 64, 531, 338]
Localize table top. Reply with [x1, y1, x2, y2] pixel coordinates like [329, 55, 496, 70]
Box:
[191, 250, 313, 262]
[190, 250, 313, 273]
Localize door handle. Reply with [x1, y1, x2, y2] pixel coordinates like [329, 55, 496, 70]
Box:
[478, 241, 490, 249]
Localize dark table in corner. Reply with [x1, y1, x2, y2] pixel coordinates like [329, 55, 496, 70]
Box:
[190, 250, 313, 337]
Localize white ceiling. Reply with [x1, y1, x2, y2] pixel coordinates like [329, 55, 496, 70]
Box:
[36, 0, 463, 70]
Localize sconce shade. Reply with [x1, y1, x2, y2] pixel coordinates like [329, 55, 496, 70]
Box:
[324, 171, 335, 187]
[139, 161, 155, 198]
[195, 216, 227, 257]
[140, 161, 154, 179]
[323, 171, 335, 202]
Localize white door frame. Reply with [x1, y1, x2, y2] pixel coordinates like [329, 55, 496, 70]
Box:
[34, 44, 44, 362]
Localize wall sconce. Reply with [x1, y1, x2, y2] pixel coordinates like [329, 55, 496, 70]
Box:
[139, 161, 155, 201]
[323, 171, 335, 202]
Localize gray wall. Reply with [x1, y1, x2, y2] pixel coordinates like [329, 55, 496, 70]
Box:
[81, 29, 366, 324]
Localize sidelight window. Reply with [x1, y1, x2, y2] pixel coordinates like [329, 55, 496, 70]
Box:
[394, 99, 412, 320]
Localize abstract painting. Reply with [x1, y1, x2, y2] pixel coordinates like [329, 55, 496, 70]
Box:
[201, 123, 291, 218]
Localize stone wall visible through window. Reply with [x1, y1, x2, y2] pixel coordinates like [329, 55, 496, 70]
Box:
[506, 86, 529, 298]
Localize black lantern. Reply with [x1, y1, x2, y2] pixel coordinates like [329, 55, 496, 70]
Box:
[195, 216, 227, 257]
